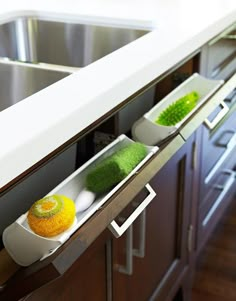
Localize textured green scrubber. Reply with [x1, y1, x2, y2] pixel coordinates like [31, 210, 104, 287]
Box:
[86, 142, 147, 194]
[155, 91, 199, 126]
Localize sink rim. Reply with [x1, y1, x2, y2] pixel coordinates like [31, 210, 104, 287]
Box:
[0, 14, 150, 68]
[0, 56, 80, 73]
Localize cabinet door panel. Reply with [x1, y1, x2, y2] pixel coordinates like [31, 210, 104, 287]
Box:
[113, 135, 195, 301]
[197, 91, 236, 252]
[23, 231, 111, 301]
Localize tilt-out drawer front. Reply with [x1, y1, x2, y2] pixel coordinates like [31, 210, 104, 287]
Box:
[180, 73, 236, 141]
[0, 134, 185, 301]
[2, 135, 158, 267]
[132, 73, 223, 146]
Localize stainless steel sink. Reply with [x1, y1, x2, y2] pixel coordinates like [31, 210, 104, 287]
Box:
[0, 59, 72, 112]
[0, 17, 148, 67]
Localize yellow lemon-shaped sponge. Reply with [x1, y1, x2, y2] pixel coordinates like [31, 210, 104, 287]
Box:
[27, 195, 76, 237]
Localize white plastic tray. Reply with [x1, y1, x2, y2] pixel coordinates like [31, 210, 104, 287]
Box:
[3, 134, 158, 266]
[132, 73, 224, 145]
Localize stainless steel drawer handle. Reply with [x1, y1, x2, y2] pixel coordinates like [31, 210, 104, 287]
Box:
[133, 209, 146, 258]
[204, 101, 229, 130]
[110, 184, 155, 275]
[225, 131, 236, 149]
[108, 183, 156, 238]
[203, 169, 236, 226]
[115, 222, 134, 275]
[214, 169, 236, 191]
[225, 89, 236, 105]
[216, 130, 236, 149]
[114, 210, 147, 276]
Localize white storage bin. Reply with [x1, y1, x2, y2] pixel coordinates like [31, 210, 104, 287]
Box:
[132, 73, 224, 145]
[3, 135, 158, 266]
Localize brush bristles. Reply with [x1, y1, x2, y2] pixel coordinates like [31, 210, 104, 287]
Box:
[156, 91, 199, 126]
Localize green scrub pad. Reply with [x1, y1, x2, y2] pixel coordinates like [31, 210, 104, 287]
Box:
[155, 91, 199, 126]
[86, 142, 147, 194]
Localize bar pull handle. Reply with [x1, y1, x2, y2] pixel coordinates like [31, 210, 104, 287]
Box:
[225, 89, 236, 105]
[204, 101, 229, 130]
[216, 130, 236, 149]
[133, 209, 146, 258]
[114, 210, 147, 276]
[115, 222, 133, 276]
[214, 169, 236, 191]
[108, 184, 156, 238]
[110, 184, 156, 275]
[203, 169, 236, 226]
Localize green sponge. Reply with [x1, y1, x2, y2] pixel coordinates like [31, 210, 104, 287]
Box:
[86, 142, 147, 194]
[155, 91, 199, 126]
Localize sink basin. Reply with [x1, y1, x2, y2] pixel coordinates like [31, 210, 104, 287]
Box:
[0, 59, 72, 112]
[0, 17, 149, 67]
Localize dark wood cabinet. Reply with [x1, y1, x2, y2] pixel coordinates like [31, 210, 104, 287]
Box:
[196, 24, 236, 254]
[22, 230, 112, 301]
[198, 104, 236, 205]
[197, 106, 236, 252]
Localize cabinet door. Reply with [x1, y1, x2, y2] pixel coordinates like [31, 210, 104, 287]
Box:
[197, 94, 236, 251]
[112, 134, 195, 301]
[22, 230, 112, 301]
[197, 154, 236, 252]
[199, 106, 236, 205]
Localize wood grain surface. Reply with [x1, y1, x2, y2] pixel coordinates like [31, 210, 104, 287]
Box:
[192, 195, 236, 300]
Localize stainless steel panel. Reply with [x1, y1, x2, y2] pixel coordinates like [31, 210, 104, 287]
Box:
[0, 18, 148, 67]
[0, 60, 70, 112]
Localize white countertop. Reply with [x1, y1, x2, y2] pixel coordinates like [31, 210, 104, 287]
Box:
[0, 0, 236, 188]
